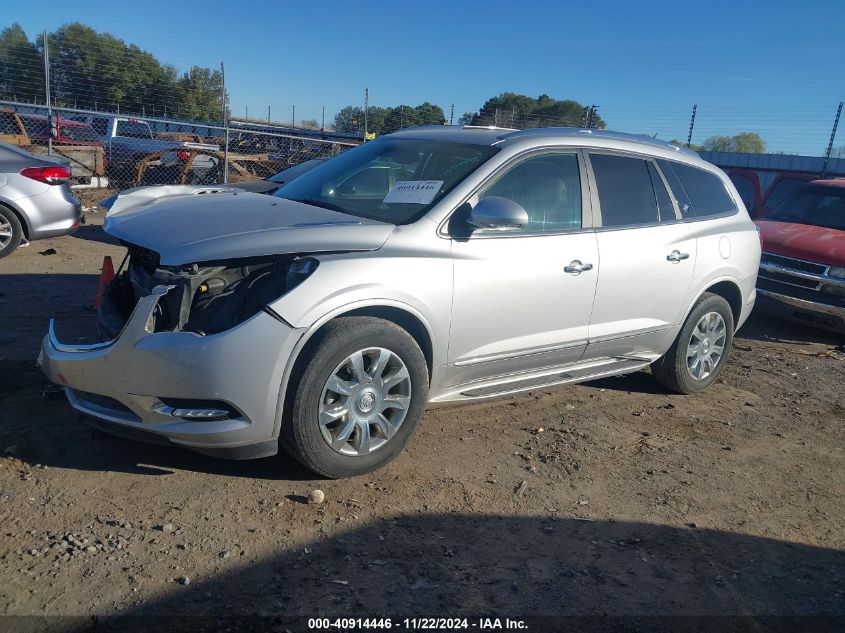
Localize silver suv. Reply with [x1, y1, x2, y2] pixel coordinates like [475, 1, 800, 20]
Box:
[39, 127, 761, 477]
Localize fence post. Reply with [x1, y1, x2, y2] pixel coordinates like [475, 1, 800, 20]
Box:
[221, 62, 229, 184]
[686, 104, 697, 148]
[321, 106, 325, 131]
[822, 101, 843, 177]
[450, 104, 454, 126]
[43, 30, 52, 156]
[364, 88, 369, 141]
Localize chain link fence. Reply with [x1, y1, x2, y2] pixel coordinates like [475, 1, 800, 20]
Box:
[0, 100, 357, 194]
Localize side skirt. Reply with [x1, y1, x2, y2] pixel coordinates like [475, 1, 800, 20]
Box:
[428, 356, 654, 406]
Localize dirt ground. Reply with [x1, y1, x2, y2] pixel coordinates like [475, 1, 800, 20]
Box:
[0, 211, 843, 630]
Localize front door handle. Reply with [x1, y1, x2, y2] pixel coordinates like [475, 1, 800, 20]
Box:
[666, 250, 690, 263]
[564, 260, 593, 274]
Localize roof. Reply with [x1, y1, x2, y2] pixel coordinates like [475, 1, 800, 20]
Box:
[387, 125, 700, 160]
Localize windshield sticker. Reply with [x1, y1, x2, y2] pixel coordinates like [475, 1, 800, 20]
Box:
[383, 180, 444, 204]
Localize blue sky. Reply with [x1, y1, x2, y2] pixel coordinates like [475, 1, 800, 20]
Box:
[4, 0, 845, 154]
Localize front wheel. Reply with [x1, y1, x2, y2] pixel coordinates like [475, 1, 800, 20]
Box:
[283, 317, 429, 478]
[0, 206, 23, 259]
[652, 292, 734, 394]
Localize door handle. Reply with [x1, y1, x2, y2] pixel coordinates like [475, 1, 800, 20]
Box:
[666, 250, 690, 263]
[564, 260, 593, 274]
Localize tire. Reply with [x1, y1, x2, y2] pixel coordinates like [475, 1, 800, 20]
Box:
[0, 206, 23, 259]
[283, 317, 429, 478]
[652, 292, 735, 394]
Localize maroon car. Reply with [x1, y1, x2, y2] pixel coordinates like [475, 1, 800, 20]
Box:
[755, 179, 845, 333]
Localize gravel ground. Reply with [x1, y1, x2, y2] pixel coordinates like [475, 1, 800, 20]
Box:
[0, 213, 843, 627]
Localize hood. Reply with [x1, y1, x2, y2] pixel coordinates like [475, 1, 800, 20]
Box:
[103, 186, 394, 266]
[757, 220, 845, 267]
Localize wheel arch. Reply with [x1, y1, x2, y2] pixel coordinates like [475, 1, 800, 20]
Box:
[272, 300, 437, 441]
[0, 199, 31, 239]
[685, 278, 743, 330]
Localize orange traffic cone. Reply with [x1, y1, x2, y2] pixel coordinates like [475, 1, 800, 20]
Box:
[94, 256, 115, 309]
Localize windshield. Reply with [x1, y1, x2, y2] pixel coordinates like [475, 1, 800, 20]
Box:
[765, 184, 845, 231]
[273, 138, 498, 224]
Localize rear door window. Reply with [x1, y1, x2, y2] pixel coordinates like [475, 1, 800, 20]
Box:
[648, 162, 677, 222]
[589, 154, 659, 227]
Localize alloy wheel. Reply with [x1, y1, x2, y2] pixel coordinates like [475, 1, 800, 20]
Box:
[686, 311, 727, 380]
[318, 347, 412, 456]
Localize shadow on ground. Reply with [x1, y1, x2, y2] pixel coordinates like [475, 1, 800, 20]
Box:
[69, 223, 122, 246]
[57, 514, 845, 632]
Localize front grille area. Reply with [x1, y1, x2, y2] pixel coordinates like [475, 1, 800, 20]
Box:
[760, 252, 827, 275]
[759, 270, 820, 289]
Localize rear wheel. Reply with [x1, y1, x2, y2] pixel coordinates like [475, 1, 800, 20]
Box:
[0, 206, 23, 259]
[283, 317, 429, 478]
[652, 292, 734, 394]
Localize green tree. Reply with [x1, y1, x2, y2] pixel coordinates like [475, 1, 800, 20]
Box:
[333, 102, 446, 135]
[177, 65, 224, 120]
[0, 22, 226, 121]
[0, 24, 45, 103]
[702, 132, 766, 153]
[333, 106, 364, 133]
[465, 93, 606, 129]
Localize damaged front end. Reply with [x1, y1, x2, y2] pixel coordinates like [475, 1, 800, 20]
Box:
[98, 243, 318, 340]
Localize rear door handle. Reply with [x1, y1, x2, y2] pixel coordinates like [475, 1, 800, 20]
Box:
[564, 260, 593, 274]
[666, 250, 689, 263]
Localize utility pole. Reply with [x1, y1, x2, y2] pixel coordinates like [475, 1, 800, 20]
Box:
[221, 62, 229, 184]
[43, 30, 52, 156]
[363, 88, 369, 141]
[822, 101, 843, 177]
[267, 105, 271, 123]
[321, 106, 325, 131]
[245, 105, 248, 120]
[686, 104, 698, 148]
[450, 104, 454, 126]
[583, 105, 597, 128]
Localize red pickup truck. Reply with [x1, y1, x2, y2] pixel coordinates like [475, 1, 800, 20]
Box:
[753, 179, 845, 333]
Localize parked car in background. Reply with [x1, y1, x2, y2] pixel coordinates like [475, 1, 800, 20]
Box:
[18, 113, 105, 149]
[755, 179, 845, 333]
[228, 158, 328, 194]
[725, 168, 816, 219]
[40, 127, 760, 477]
[0, 140, 81, 258]
[69, 115, 218, 186]
[0, 108, 31, 146]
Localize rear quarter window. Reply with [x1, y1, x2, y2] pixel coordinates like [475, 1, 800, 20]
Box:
[657, 160, 737, 219]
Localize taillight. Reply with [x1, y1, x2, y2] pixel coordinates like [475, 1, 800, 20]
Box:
[177, 150, 190, 160]
[20, 166, 71, 185]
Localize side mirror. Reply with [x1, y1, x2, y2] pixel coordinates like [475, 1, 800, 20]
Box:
[468, 196, 528, 230]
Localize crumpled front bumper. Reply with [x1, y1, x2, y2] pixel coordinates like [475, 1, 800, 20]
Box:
[38, 285, 305, 458]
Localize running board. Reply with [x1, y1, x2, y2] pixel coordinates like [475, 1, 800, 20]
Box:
[431, 357, 651, 404]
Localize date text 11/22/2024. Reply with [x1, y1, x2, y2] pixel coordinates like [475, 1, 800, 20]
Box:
[307, 617, 528, 630]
